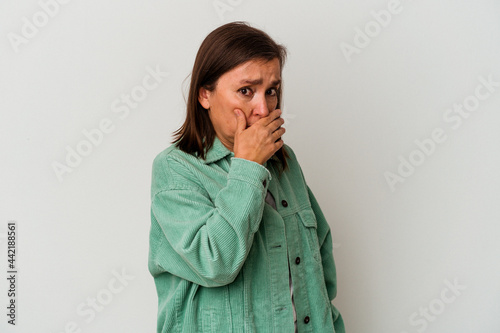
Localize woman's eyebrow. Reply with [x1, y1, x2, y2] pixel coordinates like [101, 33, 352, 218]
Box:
[239, 79, 281, 86]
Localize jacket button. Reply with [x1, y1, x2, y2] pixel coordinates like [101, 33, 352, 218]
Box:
[295, 257, 301, 265]
[281, 200, 288, 207]
[304, 316, 310, 324]
[263, 180, 267, 187]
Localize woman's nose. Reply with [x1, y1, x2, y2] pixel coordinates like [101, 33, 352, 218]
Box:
[252, 95, 270, 117]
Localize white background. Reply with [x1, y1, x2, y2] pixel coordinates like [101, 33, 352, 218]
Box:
[1, 0, 499, 332]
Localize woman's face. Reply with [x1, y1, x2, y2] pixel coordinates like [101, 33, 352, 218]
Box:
[198, 58, 281, 152]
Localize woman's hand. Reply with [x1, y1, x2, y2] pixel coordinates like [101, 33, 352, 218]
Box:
[233, 108, 285, 165]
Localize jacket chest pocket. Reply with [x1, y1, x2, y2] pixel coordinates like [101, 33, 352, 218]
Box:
[296, 208, 322, 263]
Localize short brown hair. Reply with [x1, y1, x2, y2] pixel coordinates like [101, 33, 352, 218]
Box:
[171, 21, 289, 175]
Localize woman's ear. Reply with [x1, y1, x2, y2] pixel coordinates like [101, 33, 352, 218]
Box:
[198, 87, 210, 110]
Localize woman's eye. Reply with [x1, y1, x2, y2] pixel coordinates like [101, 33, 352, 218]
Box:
[239, 88, 252, 96]
[266, 88, 277, 96]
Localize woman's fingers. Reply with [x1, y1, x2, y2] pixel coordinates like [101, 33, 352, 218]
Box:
[271, 125, 285, 142]
[233, 109, 247, 135]
[233, 108, 285, 164]
[254, 108, 282, 128]
[270, 116, 284, 133]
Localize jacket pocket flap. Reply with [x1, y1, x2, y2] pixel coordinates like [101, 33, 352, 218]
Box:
[298, 208, 317, 228]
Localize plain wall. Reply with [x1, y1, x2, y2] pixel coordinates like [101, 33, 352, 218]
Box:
[1, 0, 499, 332]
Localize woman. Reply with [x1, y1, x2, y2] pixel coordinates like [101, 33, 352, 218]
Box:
[149, 21, 345, 332]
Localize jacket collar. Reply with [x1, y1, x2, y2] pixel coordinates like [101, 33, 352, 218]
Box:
[202, 135, 280, 166]
[202, 135, 234, 164]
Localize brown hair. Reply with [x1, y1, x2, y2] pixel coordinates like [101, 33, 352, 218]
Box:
[171, 21, 290, 175]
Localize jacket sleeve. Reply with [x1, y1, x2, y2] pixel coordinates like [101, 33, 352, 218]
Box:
[149, 155, 271, 288]
[307, 185, 346, 333]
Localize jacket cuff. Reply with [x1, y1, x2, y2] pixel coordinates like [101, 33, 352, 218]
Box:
[229, 157, 272, 188]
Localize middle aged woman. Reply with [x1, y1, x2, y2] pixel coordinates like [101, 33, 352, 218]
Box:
[149, 21, 345, 332]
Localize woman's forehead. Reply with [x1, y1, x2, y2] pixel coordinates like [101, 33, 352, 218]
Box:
[220, 58, 281, 84]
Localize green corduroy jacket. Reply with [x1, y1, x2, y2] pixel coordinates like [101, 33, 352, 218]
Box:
[149, 135, 345, 332]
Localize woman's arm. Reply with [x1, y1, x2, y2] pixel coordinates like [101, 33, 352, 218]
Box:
[149, 154, 271, 288]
